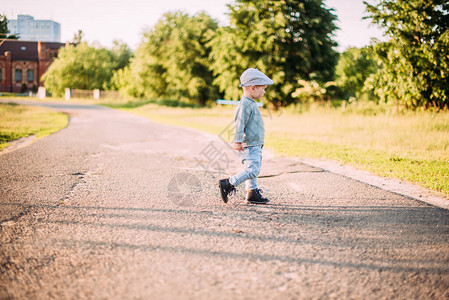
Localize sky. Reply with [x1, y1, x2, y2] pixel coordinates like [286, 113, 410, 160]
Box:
[3, 0, 387, 52]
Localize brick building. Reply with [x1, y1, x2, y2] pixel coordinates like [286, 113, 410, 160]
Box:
[0, 40, 68, 93]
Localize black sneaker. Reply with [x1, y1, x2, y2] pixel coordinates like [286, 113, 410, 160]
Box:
[218, 179, 236, 203]
[246, 188, 269, 204]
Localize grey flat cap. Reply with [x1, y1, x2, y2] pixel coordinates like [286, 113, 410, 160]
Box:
[239, 68, 274, 87]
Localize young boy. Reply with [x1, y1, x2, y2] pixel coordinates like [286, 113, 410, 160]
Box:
[219, 68, 274, 204]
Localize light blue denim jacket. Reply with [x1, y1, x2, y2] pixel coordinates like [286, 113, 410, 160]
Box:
[233, 96, 264, 147]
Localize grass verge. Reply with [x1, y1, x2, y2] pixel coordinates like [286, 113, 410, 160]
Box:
[0, 102, 69, 151]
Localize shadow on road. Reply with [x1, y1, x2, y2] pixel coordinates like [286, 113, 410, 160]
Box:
[1, 201, 448, 276]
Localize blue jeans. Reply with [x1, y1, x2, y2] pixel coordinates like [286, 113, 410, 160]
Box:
[229, 145, 263, 190]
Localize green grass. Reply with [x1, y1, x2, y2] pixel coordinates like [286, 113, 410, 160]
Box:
[104, 98, 205, 109]
[0, 102, 69, 151]
[119, 102, 449, 197]
[264, 107, 449, 194]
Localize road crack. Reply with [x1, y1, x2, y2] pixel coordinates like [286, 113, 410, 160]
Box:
[59, 171, 87, 205]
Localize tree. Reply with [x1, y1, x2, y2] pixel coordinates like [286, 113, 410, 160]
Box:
[0, 14, 18, 40]
[109, 65, 139, 96]
[42, 42, 115, 96]
[335, 46, 379, 100]
[110, 39, 132, 71]
[123, 11, 219, 104]
[106, 40, 133, 91]
[364, 0, 449, 109]
[0, 15, 9, 39]
[209, 0, 338, 106]
[72, 29, 85, 45]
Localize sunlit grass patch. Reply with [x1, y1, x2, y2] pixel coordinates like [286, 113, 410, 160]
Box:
[0, 103, 69, 151]
[266, 133, 449, 195]
[267, 107, 449, 195]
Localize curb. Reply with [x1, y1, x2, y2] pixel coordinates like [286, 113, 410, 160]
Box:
[0, 135, 37, 157]
[298, 157, 449, 210]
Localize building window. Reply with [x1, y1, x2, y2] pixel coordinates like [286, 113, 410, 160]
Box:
[27, 69, 34, 82]
[15, 69, 22, 82]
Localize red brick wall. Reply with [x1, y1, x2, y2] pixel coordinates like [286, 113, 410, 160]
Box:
[0, 41, 67, 93]
[11, 61, 38, 93]
[0, 51, 12, 93]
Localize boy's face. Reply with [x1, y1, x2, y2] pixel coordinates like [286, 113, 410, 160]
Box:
[248, 85, 267, 99]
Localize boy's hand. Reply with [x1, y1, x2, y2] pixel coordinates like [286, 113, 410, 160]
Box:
[234, 142, 244, 151]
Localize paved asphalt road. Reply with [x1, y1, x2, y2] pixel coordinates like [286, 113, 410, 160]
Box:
[0, 101, 448, 299]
